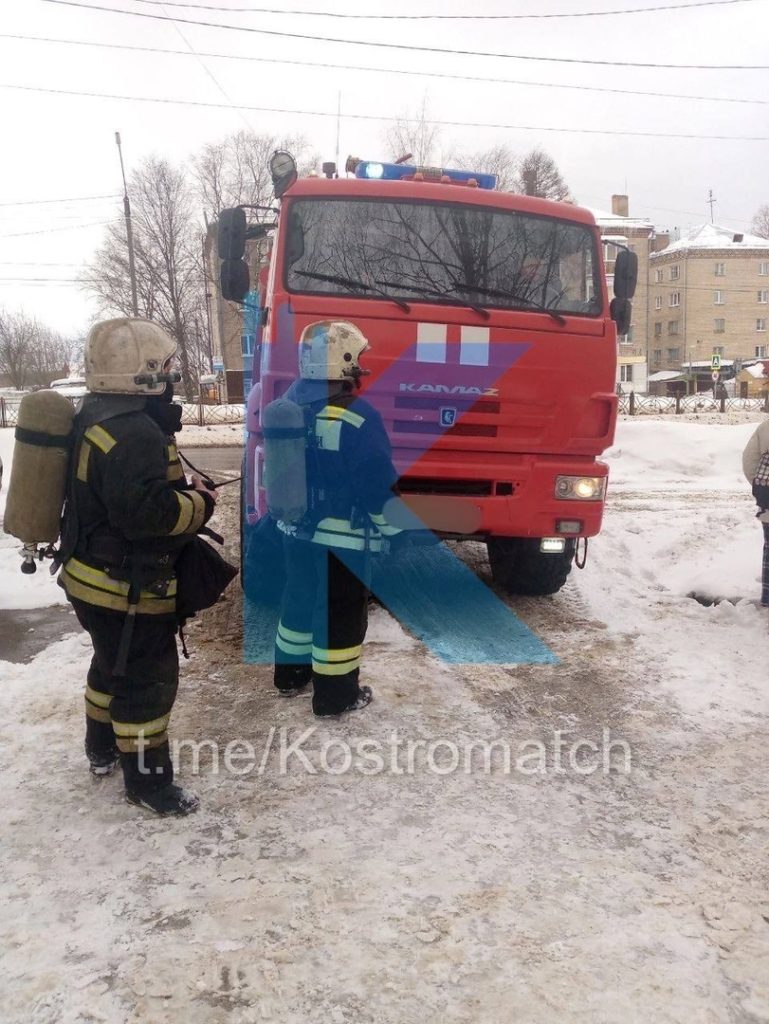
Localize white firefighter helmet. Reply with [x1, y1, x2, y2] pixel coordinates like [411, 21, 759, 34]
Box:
[298, 321, 369, 381]
[84, 318, 179, 396]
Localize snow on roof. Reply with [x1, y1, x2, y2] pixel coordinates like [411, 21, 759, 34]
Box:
[683, 359, 734, 368]
[589, 208, 654, 230]
[648, 370, 684, 381]
[652, 222, 769, 257]
[744, 361, 769, 379]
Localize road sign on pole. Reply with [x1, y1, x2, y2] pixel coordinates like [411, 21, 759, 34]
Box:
[711, 354, 722, 370]
[712, 370, 720, 382]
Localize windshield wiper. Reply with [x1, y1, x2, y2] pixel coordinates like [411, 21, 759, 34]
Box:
[375, 279, 490, 320]
[294, 270, 411, 312]
[451, 283, 566, 325]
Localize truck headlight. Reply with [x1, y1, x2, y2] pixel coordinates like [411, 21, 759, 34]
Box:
[555, 476, 606, 500]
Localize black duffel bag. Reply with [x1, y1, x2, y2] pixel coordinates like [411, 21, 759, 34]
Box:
[175, 532, 239, 622]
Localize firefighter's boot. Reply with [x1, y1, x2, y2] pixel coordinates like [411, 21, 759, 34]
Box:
[85, 717, 119, 776]
[121, 741, 199, 817]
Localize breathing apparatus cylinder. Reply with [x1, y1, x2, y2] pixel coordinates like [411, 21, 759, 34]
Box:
[3, 390, 75, 552]
[262, 398, 308, 525]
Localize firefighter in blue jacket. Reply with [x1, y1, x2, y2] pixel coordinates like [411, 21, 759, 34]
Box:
[59, 319, 217, 815]
[271, 321, 403, 716]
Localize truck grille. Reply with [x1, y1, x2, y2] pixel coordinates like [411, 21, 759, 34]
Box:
[399, 477, 493, 497]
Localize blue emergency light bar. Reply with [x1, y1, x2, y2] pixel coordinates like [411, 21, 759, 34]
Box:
[354, 160, 497, 191]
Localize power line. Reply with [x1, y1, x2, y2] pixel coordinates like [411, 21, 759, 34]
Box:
[0, 220, 116, 239]
[0, 193, 119, 207]
[2, 33, 764, 106]
[124, 0, 764, 19]
[3, 82, 768, 141]
[39, 0, 769, 70]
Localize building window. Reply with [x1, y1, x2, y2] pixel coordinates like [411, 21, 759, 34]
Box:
[668, 320, 680, 335]
[759, 262, 768, 276]
[667, 347, 680, 362]
[670, 265, 680, 280]
[714, 262, 725, 276]
[714, 318, 726, 333]
[758, 290, 768, 303]
[756, 346, 767, 358]
[620, 364, 634, 382]
[655, 268, 663, 283]
[669, 292, 681, 307]
[714, 290, 725, 305]
[241, 334, 256, 356]
[758, 319, 767, 332]
[654, 322, 662, 338]
[712, 346, 724, 356]
[653, 348, 662, 362]
[655, 296, 662, 310]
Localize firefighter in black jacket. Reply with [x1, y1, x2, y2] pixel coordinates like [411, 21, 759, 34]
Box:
[271, 321, 404, 716]
[59, 318, 216, 816]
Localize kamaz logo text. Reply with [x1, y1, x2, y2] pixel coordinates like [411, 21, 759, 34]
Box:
[399, 383, 499, 397]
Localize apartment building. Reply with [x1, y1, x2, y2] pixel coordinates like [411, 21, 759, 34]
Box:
[590, 195, 668, 393]
[648, 223, 769, 380]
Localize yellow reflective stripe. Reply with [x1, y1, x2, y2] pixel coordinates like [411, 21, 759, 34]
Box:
[316, 516, 366, 537]
[312, 658, 361, 676]
[116, 732, 168, 753]
[312, 644, 362, 663]
[85, 703, 112, 724]
[276, 636, 313, 656]
[368, 513, 402, 537]
[61, 572, 177, 615]
[167, 463, 185, 482]
[76, 440, 91, 482]
[278, 623, 313, 643]
[311, 531, 383, 552]
[64, 559, 177, 598]
[170, 492, 195, 535]
[189, 490, 207, 533]
[112, 713, 171, 738]
[318, 405, 365, 428]
[85, 685, 111, 709]
[84, 424, 116, 454]
[314, 418, 342, 452]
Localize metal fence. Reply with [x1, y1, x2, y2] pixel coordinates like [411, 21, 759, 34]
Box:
[0, 397, 246, 428]
[3, 392, 767, 428]
[619, 393, 769, 416]
[180, 403, 245, 426]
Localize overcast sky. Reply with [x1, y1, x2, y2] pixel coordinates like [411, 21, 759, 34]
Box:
[0, 0, 767, 334]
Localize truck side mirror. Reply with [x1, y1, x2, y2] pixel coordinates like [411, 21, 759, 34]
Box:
[221, 259, 250, 303]
[614, 249, 638, 299]
[610, 296, 632, 336]
[218, 207, 247, 261]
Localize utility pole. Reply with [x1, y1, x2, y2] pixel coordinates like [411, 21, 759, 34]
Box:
[115, 131, 139, 317]
[707, 189, 716, 224]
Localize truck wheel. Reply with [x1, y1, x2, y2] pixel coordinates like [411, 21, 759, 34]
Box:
[487, 537, 576, 597]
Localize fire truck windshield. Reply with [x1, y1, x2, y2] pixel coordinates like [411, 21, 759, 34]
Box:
[285, 197, 602, 317]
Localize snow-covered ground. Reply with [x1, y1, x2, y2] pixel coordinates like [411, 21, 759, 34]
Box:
[1, 420, 768, 1023]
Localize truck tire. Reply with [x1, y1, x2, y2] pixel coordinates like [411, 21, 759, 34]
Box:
[487, 537, 576, 597]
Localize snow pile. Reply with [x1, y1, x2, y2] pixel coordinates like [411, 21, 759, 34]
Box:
[578, 418, 768, 720]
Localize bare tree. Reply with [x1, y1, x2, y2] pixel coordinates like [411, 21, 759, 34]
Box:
[0, 310, 71, 390]
[514, 148, 571, 202]
[450, 144, 519, 192]
[752, 204, 769, 239]
[83, 157, 208, 398]
[383, 97, 442, 166]
[195, 131, 317, 221]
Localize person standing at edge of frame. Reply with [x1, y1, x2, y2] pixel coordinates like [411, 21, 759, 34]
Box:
[57, 318, 218, 816]
[742, 415, 769, 608]
[266, 321, 407, 717]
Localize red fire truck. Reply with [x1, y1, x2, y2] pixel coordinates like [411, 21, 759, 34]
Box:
[218, 153, 636, 599]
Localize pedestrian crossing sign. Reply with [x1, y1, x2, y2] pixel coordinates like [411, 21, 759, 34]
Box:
[711, 354, 721, 370]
